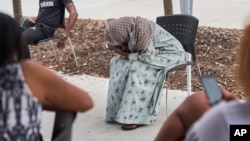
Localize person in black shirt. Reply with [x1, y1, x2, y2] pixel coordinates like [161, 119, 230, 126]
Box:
[22, 0, 78, 59]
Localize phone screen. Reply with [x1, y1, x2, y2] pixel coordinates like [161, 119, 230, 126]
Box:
[200, 75, 222, 106]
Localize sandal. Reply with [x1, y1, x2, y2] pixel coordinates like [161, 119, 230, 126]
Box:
[121, 124, 144, 130]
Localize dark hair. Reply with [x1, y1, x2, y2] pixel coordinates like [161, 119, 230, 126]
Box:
[0, 12, 24, 66]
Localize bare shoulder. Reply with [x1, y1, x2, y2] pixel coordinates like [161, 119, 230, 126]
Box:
[20, 60, 80, 91]
[20, 60, 55, 102]
[20, 60, 61, 83]
[20, 60, 66, 100]
[20, 60, 93, 112]
[21, 60, 46, 70]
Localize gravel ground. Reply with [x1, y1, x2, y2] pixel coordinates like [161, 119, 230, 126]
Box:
[30, 19, 244, 99]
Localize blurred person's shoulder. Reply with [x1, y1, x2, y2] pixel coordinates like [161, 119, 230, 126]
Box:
[220, 100, 250, 124]
[185, 101, 250, 141]
[204, 100, 250, 122]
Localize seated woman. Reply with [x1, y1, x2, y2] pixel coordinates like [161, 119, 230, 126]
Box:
[0, 12, 93, 140]
[155, 17, 250, 141]
[104, 16, 185, 130]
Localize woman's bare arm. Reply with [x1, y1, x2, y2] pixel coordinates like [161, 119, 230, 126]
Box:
[21, 60, 93, 112]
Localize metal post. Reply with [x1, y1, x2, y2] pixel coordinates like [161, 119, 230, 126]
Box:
[180, 0, 193, 95]
[180, 0, 193, 15]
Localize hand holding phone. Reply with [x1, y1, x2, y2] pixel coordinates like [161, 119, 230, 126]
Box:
[200, 75, 222, 106]
[105, 44, 124, 50]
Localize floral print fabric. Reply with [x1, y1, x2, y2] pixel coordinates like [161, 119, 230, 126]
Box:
[106, 25, 185, 125]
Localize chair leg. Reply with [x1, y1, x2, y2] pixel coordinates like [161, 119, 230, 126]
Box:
[196, 62, 202, 77]
[67, 37, 79, 68]
[166, 87, 169, 116]
[186, 53, 192, 96]
[38, 45, 42, 60]
[50, 40, 58, 61]
[166, 75, 170, 116]
[187, 66, 192, 96]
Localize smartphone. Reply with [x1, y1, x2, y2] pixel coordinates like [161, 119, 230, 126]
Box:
[200, 75, 222, 106]
[105, 44, 124, 50]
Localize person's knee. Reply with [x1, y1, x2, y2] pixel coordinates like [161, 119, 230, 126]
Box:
[21, 40, 31, 59]
[23, 47, 31, 59]
[176, 92, 211, 128]
[181, 92, 210, 113]
[22, 30, 29, 42]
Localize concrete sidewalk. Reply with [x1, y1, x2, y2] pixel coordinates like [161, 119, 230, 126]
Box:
[1, 0, 250, 140]
[40, 73, 187, 141]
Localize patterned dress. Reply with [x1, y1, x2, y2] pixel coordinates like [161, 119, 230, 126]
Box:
[0, 63, 42, 141]
[106, 25, 185, 124]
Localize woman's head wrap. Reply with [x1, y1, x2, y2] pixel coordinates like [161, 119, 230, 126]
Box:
[104, 16, 155, 52]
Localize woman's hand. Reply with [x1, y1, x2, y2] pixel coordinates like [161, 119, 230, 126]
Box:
[111, 48, 130, 58]
[220, 87, 238, 101]
[177, 87, 237, 130]
[121, 42, 131, 53]
[155, 88, 238, 141]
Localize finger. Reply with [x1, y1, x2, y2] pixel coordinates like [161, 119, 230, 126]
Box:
[57, 43, 63, 49]
[59, 44, 64, 50]
[57, 43, 61, 49]
[113, 48, 121, 53]
[220, 87, 232, 95]
[220, 87, 238, 101]
[114, 48, 124, 53]
[61, 43, 65, 49]
[223, 93, 238, 101]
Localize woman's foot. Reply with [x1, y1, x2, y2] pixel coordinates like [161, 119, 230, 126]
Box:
[121, 124, 144, 130]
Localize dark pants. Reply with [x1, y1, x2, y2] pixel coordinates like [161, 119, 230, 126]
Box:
[22, 26, 54, 59]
